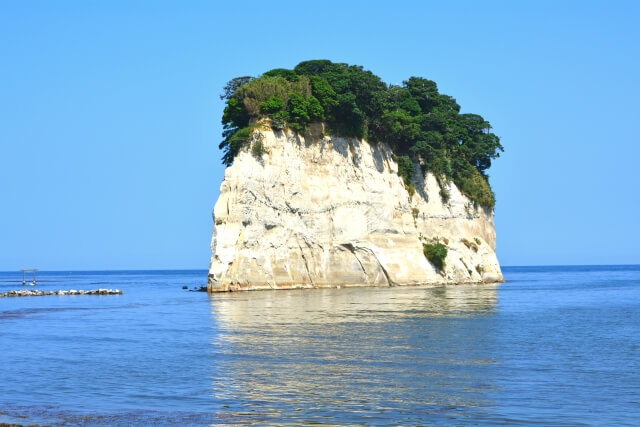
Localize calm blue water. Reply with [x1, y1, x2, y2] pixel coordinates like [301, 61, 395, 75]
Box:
[0, 266, 639, 426]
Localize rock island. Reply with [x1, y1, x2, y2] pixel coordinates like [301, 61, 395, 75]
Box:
[209, 60, 504, 291]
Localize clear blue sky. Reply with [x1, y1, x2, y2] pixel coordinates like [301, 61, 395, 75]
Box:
[1, 1, 639, 270]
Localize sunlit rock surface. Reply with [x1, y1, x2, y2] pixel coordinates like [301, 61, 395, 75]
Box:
[209, 126, 502, 291]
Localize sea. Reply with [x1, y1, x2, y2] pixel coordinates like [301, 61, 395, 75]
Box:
[0, 265, 639, 426]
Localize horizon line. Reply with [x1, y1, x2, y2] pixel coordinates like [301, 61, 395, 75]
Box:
[1, 263, 639, 274]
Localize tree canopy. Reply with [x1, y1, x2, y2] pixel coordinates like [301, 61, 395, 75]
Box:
[218, 60, 503, 208]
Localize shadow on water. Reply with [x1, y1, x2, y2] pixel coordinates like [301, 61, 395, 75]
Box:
[208, 284, 500, 425]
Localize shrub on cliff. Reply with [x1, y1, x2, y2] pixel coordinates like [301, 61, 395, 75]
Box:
[393, 154, 416, 197]
[218, 60, 503, 208]
[251, 138, 268, 158]
[423, 239, 448, 271]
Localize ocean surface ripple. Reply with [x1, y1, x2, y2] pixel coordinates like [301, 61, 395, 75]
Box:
[1, 266, 639, 425]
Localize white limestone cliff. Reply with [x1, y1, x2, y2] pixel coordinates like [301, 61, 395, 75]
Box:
[209, 124, 503, 291]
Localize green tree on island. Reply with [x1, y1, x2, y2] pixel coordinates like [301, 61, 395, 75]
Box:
[218, 60, 503, 208]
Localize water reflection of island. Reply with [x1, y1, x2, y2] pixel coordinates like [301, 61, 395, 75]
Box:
[208, 285, 500, 424]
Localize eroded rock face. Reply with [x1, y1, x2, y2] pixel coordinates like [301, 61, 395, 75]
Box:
[209, 126, 503, 292]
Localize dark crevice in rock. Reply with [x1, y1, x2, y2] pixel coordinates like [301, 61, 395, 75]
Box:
[297, 237, 315, 288]
[340, 243, 369, 285]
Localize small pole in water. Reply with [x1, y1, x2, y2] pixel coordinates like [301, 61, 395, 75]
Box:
[21, 269, 37, 286]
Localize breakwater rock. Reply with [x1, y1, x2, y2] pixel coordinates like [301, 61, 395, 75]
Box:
[0, 288, 124, 297]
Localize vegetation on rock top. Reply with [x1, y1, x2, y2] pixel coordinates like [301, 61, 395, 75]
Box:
[219, 60, 503, 208]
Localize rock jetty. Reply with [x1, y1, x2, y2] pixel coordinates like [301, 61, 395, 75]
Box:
[0, 288, 124, 297]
